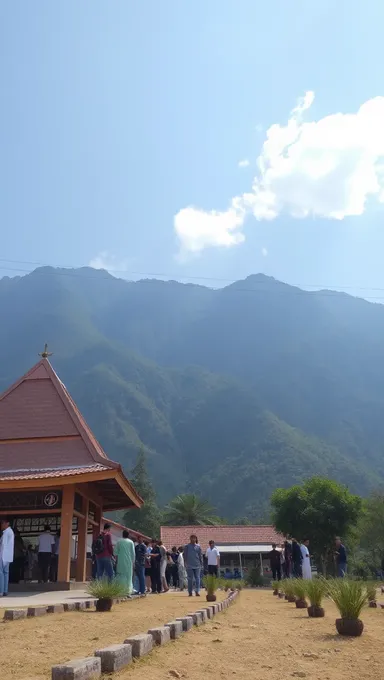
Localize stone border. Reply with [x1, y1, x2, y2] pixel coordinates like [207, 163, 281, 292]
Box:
[51, 590, 239, 679]
[2, 597, 133, 622]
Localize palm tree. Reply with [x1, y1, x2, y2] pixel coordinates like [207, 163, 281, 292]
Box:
[163, 494, 220, 526]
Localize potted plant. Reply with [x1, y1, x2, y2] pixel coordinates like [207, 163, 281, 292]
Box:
[292, 579, 308, 609]
[306, 578, 326, 617]
[272, 580, 279, 596]
[282, 579, 297, 603]
[205, 574, 219, 602]
[328, 579, 368, 637]
[86, 577, 127, 612]
[366, 582, 377, 608]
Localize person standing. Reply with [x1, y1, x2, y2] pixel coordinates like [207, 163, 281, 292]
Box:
[268, 543, 282, 581]
[300, 539, 312, 579]
[177, 547, 187, 591]
[144, 541, 152, 592]
[10, 528, 25, 584]
[291, 538, 303, 578]
[335, 537, 347, 577]
[170, 546, 179, 588]
[283, 540, 292, 578]
[0, 518, 14, 596]
[150, 540, 162, 593]
[206, 540, 220, 576]
[50, 530, 60, 583]
[115, 530, 135, 594]
[93, 523, 114, 581]
[38, 525, 54, 583]
[134, 535, 147, 597]
[184, 534, 203, 597]
[158, 540, 169, 592]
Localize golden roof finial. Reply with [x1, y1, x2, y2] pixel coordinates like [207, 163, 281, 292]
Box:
[39, 343, 53, 359]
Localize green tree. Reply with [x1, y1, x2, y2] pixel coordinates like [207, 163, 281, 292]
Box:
[358, 490, 384, 567]
[163, 493, 220, 526]
[271, 477, 362, 572]
[123, 447, 161, 538]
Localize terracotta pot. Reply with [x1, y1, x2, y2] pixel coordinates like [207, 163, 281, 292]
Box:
[96, 598, 113, 612]
[295, 598, 307, 609]
[287, 595, 296, 603]
[369, 600, 377, 608]
[273, 589, 279, 596]
[307, 605, 325, 618]
[206, 593, 217, 602]
[335, 618, 364, 637]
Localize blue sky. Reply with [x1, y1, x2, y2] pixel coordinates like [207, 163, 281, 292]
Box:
[2, 1, 384, 298]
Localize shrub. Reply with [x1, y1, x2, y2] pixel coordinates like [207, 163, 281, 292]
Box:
[246, 566, 264, 587]
[86, 578, 128, 599]
[291, 578, 308, 601]
[365, 581, 377, 602]
[204, 574, 219, 596]
[281, 578, 296, 598]
[305, 578, 327, 607]
[327, 579, 368, 620]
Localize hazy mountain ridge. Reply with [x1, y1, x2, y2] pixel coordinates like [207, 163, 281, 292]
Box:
[0, 266, 383, 518]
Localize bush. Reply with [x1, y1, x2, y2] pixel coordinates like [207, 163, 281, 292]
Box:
[203, 574, 219, 596]
[365, 581, 377, 602]
[272, 580, 280, 592]
[305, 578, 327, 607]
[246, 566, 264, 587]
[86, 578, 128, 599]
[280, 578, 296, 598]
[327, 579, 368, 619]
[291, 578, 308, 601]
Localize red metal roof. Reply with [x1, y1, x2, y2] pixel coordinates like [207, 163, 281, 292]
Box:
[160, 525, 283, 548]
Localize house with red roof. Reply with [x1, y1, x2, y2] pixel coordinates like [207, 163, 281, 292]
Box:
[0, 353, 143, 588]
[160, 525, 283, 576]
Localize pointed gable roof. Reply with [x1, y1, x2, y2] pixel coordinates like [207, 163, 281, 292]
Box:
[0, 359, 142, 510]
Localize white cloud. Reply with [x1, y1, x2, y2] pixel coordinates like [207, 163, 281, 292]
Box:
[238, 159, 250, 168]
[174, 92, 384, 254]
[261, 247, 268, 257]
[88, 251, 130, 275]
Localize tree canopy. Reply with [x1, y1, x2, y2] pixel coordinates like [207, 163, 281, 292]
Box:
[163, 493, 220, 526]
[271, 476, 362, 569]
[123, 447, 161, 538]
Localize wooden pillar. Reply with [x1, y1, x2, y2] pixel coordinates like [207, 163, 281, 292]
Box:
[76, 497, 89, 582]
[58, 484, 75, 583]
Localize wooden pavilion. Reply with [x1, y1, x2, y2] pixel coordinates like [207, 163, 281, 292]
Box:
[0, 353, 142, 588]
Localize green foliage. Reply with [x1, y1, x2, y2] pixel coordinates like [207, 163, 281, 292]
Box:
[358, 491, 384, 568]
[123, 447, 161, 538]
[86, 578, 128, 599]
[246, 566, 264, 587]
[271, 580, 280, 592]
[280, 579, 296, 598]
[271, 477, 362, 567]
[163, 494, 220, 526]
[327, 579, 368, 619]
[305, 578, 327, 607]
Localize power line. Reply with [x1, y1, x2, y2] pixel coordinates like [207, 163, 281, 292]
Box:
[1, 258, 384, 301]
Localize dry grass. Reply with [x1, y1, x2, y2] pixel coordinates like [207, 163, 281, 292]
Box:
[2, 590, 384, 680]
[1, 591, 224, 680]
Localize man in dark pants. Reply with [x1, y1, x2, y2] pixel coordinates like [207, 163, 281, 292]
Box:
[268, 543, 282, 580]
[291, 538, 303, 578]
[149, 540, 162, 593]
[37, 525, 54, 583]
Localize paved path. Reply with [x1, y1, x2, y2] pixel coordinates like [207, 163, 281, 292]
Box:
[0, 590, 92, 607]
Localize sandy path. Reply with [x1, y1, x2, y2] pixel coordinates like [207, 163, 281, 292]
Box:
[116, 590, 384, 680]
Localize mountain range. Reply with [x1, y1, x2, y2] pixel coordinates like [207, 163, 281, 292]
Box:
[0, 266, 383, 519]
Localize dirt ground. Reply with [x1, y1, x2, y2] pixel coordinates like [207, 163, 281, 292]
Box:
[2, 590, 383, 680]
[1, 591, 224, 680]
[118, 590, 384, 680]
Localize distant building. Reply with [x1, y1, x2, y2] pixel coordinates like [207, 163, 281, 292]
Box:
[160, 525, 283, 576]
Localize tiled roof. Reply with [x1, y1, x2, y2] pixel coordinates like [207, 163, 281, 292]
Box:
[0, 464, 109, 482]
[0, 359, 116, 472]
[160, 525, 283, 548]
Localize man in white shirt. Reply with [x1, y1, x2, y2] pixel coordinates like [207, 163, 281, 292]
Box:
[0, 518, 15, 596]
[38, 525, 55, 583]
[206, 540, 220, 576]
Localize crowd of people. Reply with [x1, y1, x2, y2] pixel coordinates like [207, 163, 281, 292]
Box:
[92, 527, 221, 597]
[268, 537, 348, 580]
